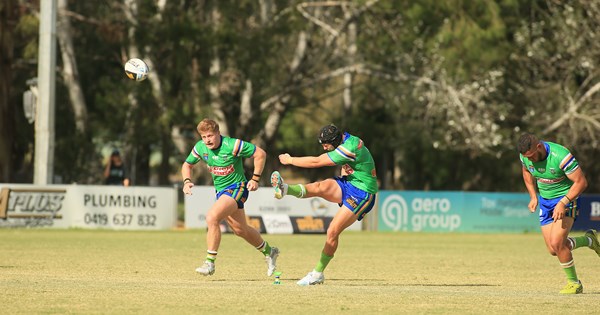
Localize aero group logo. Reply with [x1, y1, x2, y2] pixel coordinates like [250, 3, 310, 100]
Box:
[379, 192, 462, 232]
[380, 194, 408, 231]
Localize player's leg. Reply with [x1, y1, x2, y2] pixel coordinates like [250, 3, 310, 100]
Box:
[321, 205, 358, 262]
[196, 195, 238, 276]
[542, 217, 582, 294]
[226, 209, 280, 276]
[584, 229, 600, 257]
[303, 178, 343, 202]
[564, 198, 600, 257]
[297, 208, 358, 286]
[271, 171, 342, 203]
[297, 182, 375, 286]
[538, 196, 583, 293]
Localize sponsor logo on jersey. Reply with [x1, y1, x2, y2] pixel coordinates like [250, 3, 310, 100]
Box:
[211, 154, 229, 161]
[342, 164, 354, 175]
[357, 139, 363, 149]
[537, 176, 565, 184]
[550, 168, 556, 174]
[208, 165, 235, 176]
[537, 168, 545, 172]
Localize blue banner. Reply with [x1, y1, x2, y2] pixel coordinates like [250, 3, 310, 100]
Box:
[378, 191, 600, 233]
[378, 191, 539, 233]
[572, 196, 600, 231]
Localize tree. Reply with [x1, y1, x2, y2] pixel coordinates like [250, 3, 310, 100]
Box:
[510, 0, 600, 191]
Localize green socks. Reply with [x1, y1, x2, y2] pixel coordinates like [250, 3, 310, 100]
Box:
[560, 259, 578, 283]
[256, 241, 271, 256]
[315, 252, 334, 272]
[206, 250, 217, 262]
[287, 184, 306, 198]
[569, 236, 591, 250]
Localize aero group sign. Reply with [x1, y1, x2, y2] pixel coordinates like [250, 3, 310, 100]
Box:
[378, 191, 539, 233]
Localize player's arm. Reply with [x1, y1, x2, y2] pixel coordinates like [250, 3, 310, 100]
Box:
[278, 153, 336, 168]
[522, 166, 538, 213]
[181, 161, 195, 195]
[247, 146, 266, 191]
[561, 168, 588, 204]
[552, 168, 587, 222]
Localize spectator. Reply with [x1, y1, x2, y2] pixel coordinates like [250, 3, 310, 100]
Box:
[104, 149, 130, 186]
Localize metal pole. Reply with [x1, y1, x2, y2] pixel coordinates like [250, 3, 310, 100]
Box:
[34, 0, 57, 185]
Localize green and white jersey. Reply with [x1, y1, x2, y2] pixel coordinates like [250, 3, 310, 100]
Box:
[185, 136, 256, 191]
[327, 132, 378, 194]
[519, 141, 579, 199]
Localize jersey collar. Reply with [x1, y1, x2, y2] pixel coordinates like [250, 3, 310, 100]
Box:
[541, 141, 550, 161]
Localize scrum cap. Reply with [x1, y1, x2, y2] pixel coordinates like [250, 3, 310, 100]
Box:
[318, 124, 342, 148]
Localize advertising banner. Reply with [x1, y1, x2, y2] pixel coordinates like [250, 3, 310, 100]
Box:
[462, 193, 538, 233]
[378, 191, 539, 233]
[68, 185, 177, 230]
[0, 185, 70, 228]
[0, 184, 177, 230]
[572, 196, 600, 231]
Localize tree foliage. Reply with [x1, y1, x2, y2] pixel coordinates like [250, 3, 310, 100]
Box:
[2, 0, 600, 192]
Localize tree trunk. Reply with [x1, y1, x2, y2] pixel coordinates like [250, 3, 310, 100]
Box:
[0, 1, 15, 182]
[256, 30, 308, 150]
[123, 0, 142, 184]
[341, 8, 356, 128]
[57, 0, 88, 134]
[209, 7, 228, 135]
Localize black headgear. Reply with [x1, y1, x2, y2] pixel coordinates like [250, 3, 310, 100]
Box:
[318, 124, 342, 148]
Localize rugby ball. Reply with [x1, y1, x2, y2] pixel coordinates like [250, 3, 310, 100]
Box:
[124, 58, 149, 81]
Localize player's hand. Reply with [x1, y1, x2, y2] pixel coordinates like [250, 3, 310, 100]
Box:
[527, 198, 538, 213]
[552, 202, 566, 222]
[278, 153, 293, 165]
[247, 179, 259, 191]
[183, 182, 194, 195]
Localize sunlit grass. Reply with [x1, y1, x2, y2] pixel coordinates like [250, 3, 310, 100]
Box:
[1, 229, 599, 314]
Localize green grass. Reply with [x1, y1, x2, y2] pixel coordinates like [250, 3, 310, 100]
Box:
[1, 229, 599, 314]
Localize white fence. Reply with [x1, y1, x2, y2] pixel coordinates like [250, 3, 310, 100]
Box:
[184, 186, 361, 233]
[0, 184, 361, 233]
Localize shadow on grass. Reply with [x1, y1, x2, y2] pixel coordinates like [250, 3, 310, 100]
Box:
[209, 278, 500, 287]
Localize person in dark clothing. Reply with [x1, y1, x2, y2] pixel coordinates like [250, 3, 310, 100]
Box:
[104, 150, 130, 186]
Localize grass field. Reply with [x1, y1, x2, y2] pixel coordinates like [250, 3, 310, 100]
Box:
[1, 229, 599, 314]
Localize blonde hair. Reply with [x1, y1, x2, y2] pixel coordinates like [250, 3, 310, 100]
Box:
[197, 119, 220, 134]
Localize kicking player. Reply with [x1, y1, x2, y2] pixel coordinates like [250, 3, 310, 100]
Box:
[518, 133, 600, 294]
[271, 124, 378, 286]
[181, 118, 279, 277]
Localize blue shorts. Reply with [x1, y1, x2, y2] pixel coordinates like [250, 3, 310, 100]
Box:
[539, 195, 579, 226]
[216, 182, 249, 209]
[334, 176, 377, 221]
